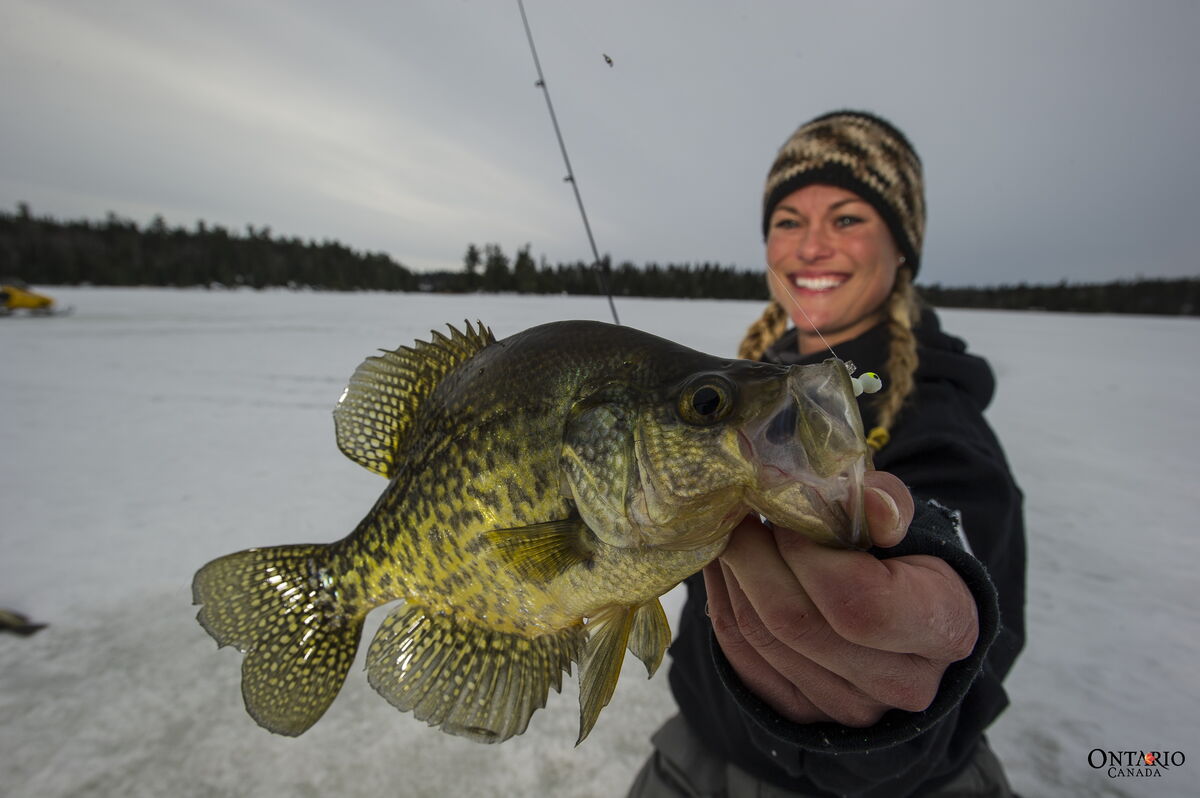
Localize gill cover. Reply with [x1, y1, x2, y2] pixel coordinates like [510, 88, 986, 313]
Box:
[560, 394, 640, 547]
[559, 371, 751, 550]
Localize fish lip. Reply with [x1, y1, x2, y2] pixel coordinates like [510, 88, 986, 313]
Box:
[750, 467, 867, 549]
[736, 428, 755, 461]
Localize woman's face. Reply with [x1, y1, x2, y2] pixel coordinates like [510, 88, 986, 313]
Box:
[766, 184, 902, 354]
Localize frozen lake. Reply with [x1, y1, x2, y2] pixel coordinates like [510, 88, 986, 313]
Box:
[2, 288, 1196, 797]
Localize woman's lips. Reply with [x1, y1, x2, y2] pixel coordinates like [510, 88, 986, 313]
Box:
[789, 272, 849, 293]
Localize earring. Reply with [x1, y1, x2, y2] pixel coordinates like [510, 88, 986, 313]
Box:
[898, 256, 907, 265]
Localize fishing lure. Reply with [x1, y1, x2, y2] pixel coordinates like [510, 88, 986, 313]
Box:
[846, 364, 883, 397]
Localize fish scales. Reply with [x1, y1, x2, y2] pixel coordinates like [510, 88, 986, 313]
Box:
[193, 320, 870, 743]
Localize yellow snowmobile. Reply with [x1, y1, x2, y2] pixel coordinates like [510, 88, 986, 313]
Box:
[0, 279, 68, 316]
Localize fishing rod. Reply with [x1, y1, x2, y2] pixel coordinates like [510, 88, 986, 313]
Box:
[515, 0, 621, 325]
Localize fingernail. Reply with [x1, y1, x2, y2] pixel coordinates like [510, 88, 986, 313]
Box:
[868, 487, 900, 530]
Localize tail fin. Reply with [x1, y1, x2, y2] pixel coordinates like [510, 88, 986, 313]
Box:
[192, 544, 364, 736]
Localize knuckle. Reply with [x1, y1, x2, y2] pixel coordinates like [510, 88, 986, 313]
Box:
[827, 585, 891, 642]
[708, 610, 743, 644]
[758, 602, 823, 651]
[829, 699, 885, 728]
[937, 580, 980, 661]
[735, 611, 782, 651]
[944, 607, 980, 661]
[870, 665, 938, 712]
[721, 599, 818, 654]
[944, 623, 978, 662]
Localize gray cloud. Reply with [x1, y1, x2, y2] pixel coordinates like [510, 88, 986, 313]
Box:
[3, 0, 1197, 284]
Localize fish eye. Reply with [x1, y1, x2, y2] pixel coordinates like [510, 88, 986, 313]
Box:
[692, 386, 721, 415]
[678, 375, 735, 426]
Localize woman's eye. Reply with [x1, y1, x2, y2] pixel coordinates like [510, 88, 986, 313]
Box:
[834, 215, 864, 228]
[773, 218, 799, 229]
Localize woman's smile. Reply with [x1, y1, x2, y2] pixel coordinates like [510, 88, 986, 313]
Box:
[787, 271, 851, 293]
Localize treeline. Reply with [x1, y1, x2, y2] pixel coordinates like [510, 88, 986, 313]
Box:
[0, 204, 415, 291]
[921, 279, 1199, 316]
[0, 206, 766, 299]
[421, 243, 767, 299]
[3, 206, 1196, 313]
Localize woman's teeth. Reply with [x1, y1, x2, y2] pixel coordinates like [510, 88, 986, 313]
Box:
[791, 274, 847, 291]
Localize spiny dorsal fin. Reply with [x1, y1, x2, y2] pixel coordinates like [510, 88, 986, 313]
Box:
[366, 604, 583, 744]
[484, 519, 595, 583]
[627, 598, 671, 678]
[334, 321, 494, 477]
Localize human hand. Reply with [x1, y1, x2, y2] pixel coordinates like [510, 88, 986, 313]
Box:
[704, 471, 979, 726]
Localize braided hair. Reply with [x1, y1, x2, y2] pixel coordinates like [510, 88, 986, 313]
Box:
[737, 267, 921, 451]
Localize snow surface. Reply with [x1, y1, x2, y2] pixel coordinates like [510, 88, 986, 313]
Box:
[1, 288, 1196, 798]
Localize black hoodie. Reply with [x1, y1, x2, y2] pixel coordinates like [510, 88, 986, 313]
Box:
[666, 308, 1026, 797]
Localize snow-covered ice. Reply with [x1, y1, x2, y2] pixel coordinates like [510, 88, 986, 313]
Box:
[1, 288, 1196, 797]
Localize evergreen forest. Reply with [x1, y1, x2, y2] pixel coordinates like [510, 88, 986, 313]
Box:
[2, 205, 1196, 315]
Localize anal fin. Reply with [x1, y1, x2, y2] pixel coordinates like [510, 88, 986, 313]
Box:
[366, 604, 583, 744]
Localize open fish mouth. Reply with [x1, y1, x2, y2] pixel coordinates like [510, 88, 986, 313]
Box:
[738, 360, 869, 548]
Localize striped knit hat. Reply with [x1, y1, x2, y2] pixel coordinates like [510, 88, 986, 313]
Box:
[762, 110, 925, 274]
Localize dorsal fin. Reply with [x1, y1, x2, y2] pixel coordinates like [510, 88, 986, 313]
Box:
[333, 321, 495, 477]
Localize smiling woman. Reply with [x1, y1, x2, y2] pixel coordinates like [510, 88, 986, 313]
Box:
[629, 111, 1028, 798]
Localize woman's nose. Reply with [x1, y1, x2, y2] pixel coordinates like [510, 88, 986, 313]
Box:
[797, 226, 833, 262]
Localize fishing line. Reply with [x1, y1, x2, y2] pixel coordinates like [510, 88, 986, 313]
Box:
[765, 269, 882, 396]
[516, 0, 620, 325]
[766, 268, 839, 358]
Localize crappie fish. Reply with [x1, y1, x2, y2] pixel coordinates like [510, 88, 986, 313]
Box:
[193, 320, 870, 744]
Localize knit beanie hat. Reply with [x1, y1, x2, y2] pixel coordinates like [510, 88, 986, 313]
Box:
[762, 110, 925, 274]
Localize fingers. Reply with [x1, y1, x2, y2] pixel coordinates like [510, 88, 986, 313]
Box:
[769, 530, 979, 663]
[707, 484, 981, 728]
[861, 470, 914, 548]
[710, 560, 896, 726]
[715, 521, 946, 720]
[703, 561, 832, 724]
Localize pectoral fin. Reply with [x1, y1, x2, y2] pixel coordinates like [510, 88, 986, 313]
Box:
[485, 519, 596, 583]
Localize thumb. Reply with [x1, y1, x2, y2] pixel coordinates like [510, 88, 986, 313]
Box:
[862, 470, 914, 548]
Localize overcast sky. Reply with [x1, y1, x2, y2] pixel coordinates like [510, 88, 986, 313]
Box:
[3, 0, 1198, 286]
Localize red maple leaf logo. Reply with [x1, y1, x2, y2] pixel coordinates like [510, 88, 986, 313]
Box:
[1144, 753, 1157, 766]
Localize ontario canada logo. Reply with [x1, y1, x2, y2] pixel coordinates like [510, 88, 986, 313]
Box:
[1088, 749, 1187, 779]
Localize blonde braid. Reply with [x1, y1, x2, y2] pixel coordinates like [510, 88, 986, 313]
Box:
[737, 300, 789, 361]
[866, 267, 921, 450]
